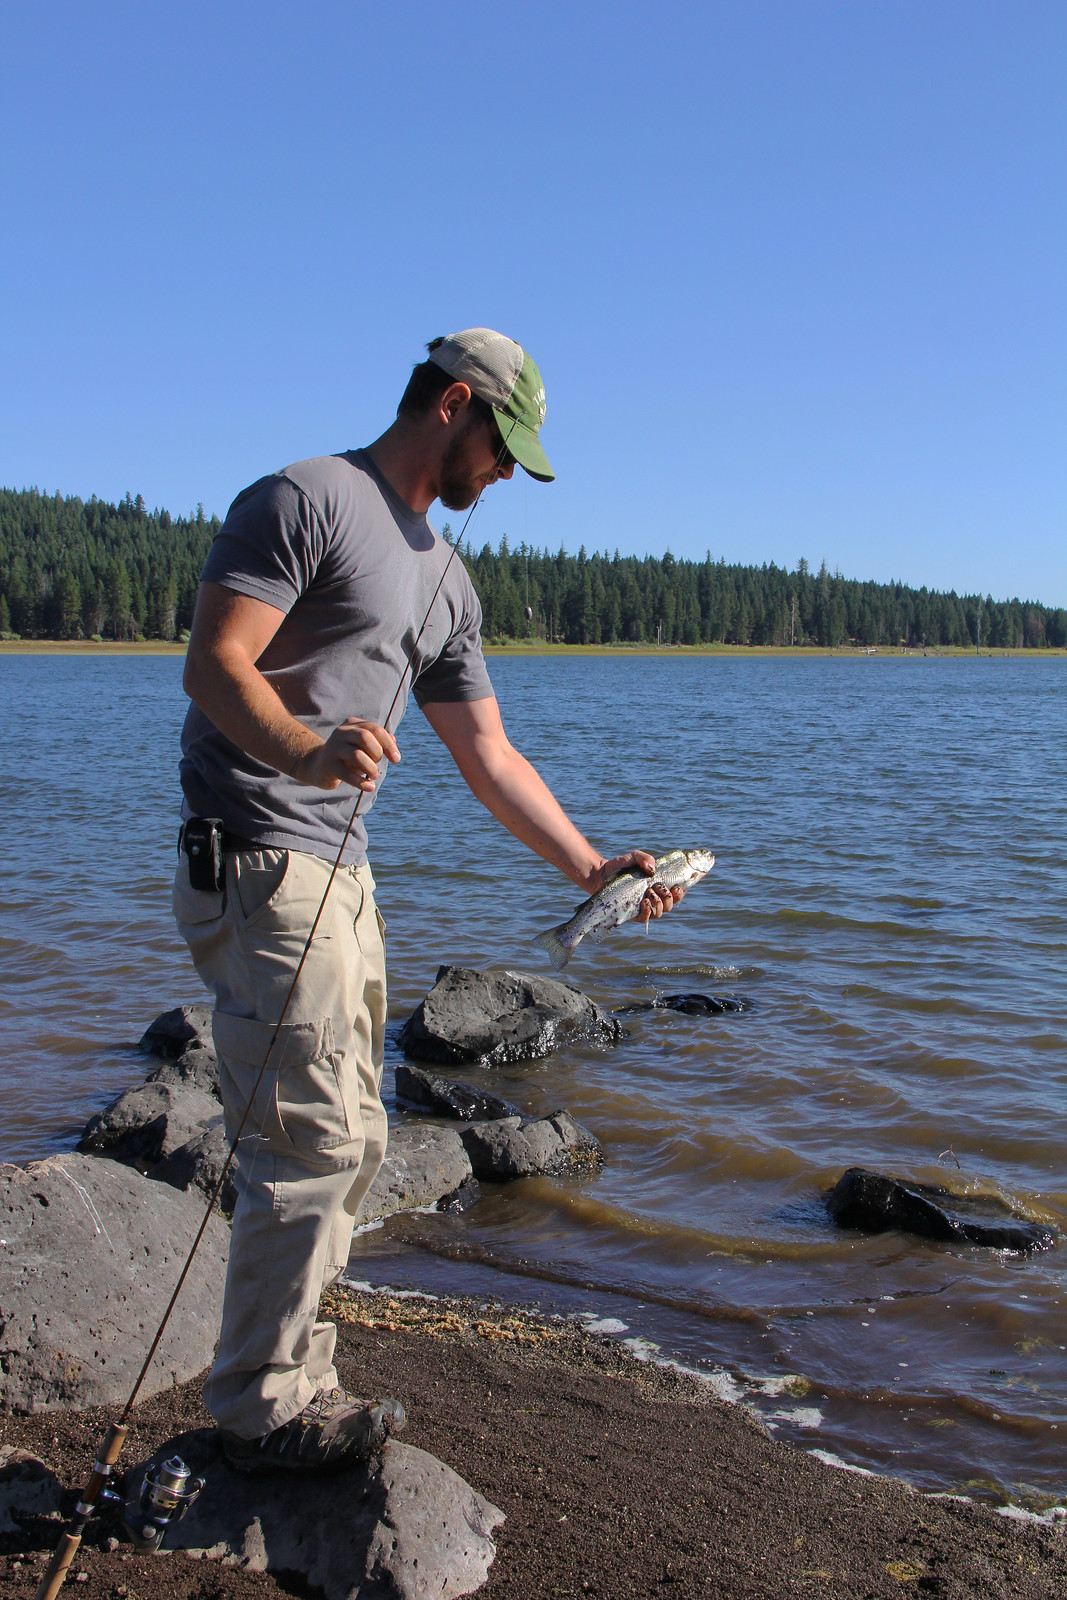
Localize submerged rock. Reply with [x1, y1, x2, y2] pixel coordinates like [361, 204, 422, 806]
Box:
[460, 1111, 604, 1181]
[394, 1062, 522, 1121]
[139, 1002, 213, 1058]
[78, 1081, 222, 1173]
[0, 1154, 227, 1412]
[398, 965, 621, 1069]
[357, 1123, 473, 1224]
[126, 1428, 504, 1600]
[827, 1167, 1057, 1252]
[615, 992, 754, 1016]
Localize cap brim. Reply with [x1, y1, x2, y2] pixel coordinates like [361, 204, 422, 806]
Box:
[493, 408, 555, 482]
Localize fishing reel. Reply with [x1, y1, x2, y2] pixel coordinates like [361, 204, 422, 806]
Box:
[121, 1455, 204, 1553]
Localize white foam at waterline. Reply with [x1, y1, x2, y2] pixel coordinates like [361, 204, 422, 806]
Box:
[620, 1336, 749, 1404]
[808, 1449, 878, 1477]
[622, 1336, 659, 1361]
[339, 1276, 438, 1300]
[349, 1220, 384, 1237]
[748, 1374, 806, 1397]
[581, 1316, 629, 1334]
[769, 1407, 823, 1430]
[996, 1504, 1067, 1527]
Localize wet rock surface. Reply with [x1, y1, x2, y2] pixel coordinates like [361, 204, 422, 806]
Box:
[126, 1427, 504, 1600]
[460, 1111, 604, 1181]
[615, 991, 754, 1016]
[0, 1154, 227, 1413]
[827, 1166, 1058, 1251]
[139, 1003, 214, 1059]
[78, 1081, 223, 1172]
[357, 1123, 473, 1224]
[398, 965, 622, 1068]
[394, 1062, 523, 1121]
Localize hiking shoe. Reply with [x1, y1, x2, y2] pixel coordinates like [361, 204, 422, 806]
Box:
[220, 1386, 406, 1473]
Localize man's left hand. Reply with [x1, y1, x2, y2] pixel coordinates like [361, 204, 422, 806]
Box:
[584, 850, 684, 924]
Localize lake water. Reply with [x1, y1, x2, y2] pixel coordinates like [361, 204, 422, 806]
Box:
[2, 652, 1065, 1509]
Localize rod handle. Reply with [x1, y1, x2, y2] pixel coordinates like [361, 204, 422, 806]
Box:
[34, 1421, 128, 1600]
[33, 1532, 81, 1600]
[82, 1420, 128, 1503]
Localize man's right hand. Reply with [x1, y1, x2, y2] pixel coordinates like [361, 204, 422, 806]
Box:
[294, 719, 401, 792]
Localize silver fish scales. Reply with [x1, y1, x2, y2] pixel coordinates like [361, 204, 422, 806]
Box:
[534, 849, 715, 969]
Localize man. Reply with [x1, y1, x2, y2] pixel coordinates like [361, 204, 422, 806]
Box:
[175, 327, 683, 1473]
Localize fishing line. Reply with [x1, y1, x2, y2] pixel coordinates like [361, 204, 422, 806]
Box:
[34, 419, 515, 1600]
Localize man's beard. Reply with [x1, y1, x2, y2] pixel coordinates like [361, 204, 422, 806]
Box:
[437, 424, 486, 512]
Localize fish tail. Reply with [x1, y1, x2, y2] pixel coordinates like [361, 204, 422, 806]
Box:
[534, 924, 575, 970]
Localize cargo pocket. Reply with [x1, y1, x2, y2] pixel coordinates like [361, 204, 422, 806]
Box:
[212, 1010, 352, 1158]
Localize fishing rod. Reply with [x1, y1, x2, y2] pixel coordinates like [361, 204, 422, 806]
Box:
[34, 421, 514, 1600]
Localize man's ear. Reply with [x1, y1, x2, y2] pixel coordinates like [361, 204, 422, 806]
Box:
[438, 381, 472, 427]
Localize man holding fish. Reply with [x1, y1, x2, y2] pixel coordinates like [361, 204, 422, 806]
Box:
[175, 327, 711, 1474]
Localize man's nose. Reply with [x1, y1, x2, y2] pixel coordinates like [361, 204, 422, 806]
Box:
[498, 460, 515, 480]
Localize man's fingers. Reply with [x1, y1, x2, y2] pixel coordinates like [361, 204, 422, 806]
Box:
[340, 719, 401, 764]
[636, 880, 683, 922]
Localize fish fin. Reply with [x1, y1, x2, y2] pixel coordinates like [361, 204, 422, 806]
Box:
[534, 925, 574, 970]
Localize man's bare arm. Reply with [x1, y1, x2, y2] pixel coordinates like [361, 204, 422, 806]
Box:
[183, 581, 399, 792]
[421, 696, 682, 920]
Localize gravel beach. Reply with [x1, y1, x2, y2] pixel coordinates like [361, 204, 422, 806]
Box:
[2, 1283, 1064, 1600]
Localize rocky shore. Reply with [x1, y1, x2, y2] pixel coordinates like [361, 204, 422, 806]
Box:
[2, 972, 1065, 1597]
[3, 1283, 1067, 1599]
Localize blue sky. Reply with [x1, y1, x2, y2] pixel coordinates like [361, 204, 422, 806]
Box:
[2, 1, 1064, 604]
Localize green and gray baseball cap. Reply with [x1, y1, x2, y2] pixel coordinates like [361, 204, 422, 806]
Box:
[428, 327, 555, 482]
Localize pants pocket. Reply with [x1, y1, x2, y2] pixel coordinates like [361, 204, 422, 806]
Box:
[213, 1011, 354, 1158]
[232, 849, 291, 928]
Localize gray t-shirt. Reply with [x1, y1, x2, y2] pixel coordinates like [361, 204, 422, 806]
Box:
[179, 448, 493, 864]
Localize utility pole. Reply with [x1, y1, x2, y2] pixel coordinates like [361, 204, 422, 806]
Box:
[790, 593, 797, 647]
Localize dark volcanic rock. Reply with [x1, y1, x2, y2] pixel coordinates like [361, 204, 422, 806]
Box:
[145, 1043, 221, 1098]
[394, 1062, 522, 1121]
[139, 1002, 213, 1059]
[0, 1154, 227, 1412]
[78, 1081, 222, 1172]
[148, 1122, 237, 1212]
[460, 1111, 604, 1181]
[127, 1427, 504, 1600]
[616, 992, 754, 1016]
[357, 1123, 473, 1224]
[436, 1175, 482, 1213]
[398, 965, 621, 1068]
[0, 1448, 63, 1534]
[827, 1167, 1057, 1252]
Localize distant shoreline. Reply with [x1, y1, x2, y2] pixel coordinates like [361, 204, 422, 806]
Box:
[1, 639, 1064, 660]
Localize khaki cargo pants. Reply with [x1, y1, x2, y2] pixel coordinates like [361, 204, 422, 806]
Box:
[173, 847, 388, 1439]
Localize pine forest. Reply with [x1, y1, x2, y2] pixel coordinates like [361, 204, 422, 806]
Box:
[1, 486, 1064, 651]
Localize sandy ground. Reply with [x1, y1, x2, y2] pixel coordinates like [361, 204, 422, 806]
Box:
[1, 1285, 1065, 1600]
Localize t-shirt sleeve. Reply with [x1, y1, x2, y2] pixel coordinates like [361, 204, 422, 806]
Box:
[412, 574, 495, 706]
[199, 474, 326, 612]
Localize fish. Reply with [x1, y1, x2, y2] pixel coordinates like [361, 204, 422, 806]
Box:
[534, 849, 715, 969]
